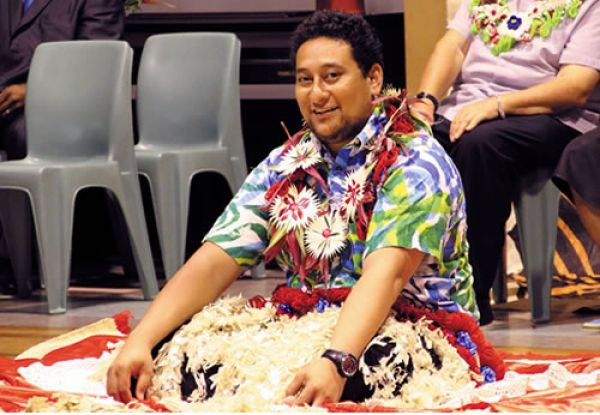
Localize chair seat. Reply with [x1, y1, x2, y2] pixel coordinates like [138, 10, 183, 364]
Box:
[0, 158, 121, 189]
[136, 145, 231, 174]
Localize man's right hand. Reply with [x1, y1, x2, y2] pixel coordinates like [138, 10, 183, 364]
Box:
[0, 84, 27, 117]
[106, 339, 154, 403]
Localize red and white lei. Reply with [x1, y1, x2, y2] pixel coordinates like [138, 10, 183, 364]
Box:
[262, 92, 418, 286]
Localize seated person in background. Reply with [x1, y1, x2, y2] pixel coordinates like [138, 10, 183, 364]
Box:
[554, 126, 600, 330]
[0, 0, 124, 160]
[107, 10, 502, 408]
[413, 0, 600, 324]
[554, 126, 600, 247]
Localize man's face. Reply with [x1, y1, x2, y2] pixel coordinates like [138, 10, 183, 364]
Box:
[294, 37, 383, 153]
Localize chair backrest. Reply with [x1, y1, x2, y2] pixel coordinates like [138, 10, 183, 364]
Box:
[25, 41, 136, 173]
[136, 33, 244, 160]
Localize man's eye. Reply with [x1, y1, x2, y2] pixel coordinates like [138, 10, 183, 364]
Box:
[296, 76, 312, 85]
[325, 72, 340, 81]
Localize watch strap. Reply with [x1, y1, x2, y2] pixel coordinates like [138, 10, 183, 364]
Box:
[321, 349, 358, 378]
[416, 91, 439, 113]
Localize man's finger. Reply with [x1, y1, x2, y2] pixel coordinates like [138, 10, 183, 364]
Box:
[312, 394, 328, 408]
[285, 372, 305, 397]
[0, 97, 13, 113]
[119, 380, 133, 404]
[114, 367, 133, 403]
[295, 384, 316, 406]
[135, 369, 152, 401]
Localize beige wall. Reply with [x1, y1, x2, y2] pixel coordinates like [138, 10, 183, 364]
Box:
[403, 0, 449, 94]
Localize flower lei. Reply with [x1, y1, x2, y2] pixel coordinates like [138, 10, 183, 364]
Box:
[468, 0, 586, 55]
[262, 91, 419, 287]
[248, 285, 506, 384]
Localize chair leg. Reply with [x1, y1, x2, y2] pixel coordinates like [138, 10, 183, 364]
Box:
[29, 182, 75, 314]
[105, 191, 138, 282]
[515, 181, 560, 324]
[148, 160, 189, 280]
[114, 173, 158, 299]
[0, 190, 33, 298]
[251, 263, 267, 279]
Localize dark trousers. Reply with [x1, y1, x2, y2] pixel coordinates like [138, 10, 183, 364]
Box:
[432, 115, 579, 305]
[0, 110, 27, 159]
[0, 109, 32, 295]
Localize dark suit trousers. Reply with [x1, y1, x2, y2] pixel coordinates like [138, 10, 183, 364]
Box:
[0, 109, 26, 159]
[432, 115, 579, 306]
[0, 108, 32, 296]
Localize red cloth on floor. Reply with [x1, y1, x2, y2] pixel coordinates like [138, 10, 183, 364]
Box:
[1, 312, 599, 412]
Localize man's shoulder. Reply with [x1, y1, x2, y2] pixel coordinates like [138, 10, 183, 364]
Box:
[384, 131, 462, 195]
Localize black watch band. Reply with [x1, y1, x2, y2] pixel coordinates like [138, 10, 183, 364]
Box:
[321, 349, 359, 378]
[416, 91, 439, 113]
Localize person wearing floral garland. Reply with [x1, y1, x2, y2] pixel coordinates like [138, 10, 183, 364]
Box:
[107, 10, 502, 407]
[413, 0, 600, 324]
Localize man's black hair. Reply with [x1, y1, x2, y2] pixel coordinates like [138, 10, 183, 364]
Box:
[290, 10, 384, 77]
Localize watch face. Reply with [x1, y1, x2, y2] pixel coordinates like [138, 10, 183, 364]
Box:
[341, 355, 358, 377]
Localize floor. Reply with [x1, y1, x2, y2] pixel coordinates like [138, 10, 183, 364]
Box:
[1, 273, 599, 358]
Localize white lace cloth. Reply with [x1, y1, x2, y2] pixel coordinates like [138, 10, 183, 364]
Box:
[439, 363, 600, 409]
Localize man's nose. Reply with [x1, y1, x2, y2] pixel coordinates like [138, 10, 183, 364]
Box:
[310, 79, 329, 102]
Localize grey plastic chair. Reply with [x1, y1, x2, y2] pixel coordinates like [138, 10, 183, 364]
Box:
[493, 167, 558, 323]
[0, 41, 159, 314]
[135, 33, 256, 279]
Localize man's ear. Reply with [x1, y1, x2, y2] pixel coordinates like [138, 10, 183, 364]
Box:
[367, 63, 384, 96]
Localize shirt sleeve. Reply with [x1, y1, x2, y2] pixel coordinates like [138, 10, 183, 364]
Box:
[203, 157, 273, 269]
[560, 1, 600, 70]
[364, 152, 456, 265]
[448, 0, 474, 40]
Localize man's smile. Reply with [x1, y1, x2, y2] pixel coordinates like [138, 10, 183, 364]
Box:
[313, 107, 339, 115]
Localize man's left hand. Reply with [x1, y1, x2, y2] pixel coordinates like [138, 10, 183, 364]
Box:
[0, 84, 27, 117]
[449, 97, 498, 142]
[284, 357, 346, 407]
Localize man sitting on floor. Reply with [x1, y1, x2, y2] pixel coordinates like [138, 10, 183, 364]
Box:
[107, 10, 501, 407]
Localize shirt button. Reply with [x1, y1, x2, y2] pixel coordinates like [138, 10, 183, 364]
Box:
[334, 166, 343, 171]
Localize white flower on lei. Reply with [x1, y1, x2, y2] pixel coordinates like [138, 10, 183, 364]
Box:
[305, 212, 348, 259]
[270, 185, 319, 232]
[498, 12, 532, 40]
[278, 141, 322, 176]
[476, 3, 505, 22]
[341, 165, 370, 221]
[526, 2, 546, 19]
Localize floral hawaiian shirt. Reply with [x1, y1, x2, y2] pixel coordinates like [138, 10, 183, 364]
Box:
[205, 107, 478, 318]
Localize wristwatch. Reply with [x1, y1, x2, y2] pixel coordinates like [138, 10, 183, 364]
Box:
[416, 91, 439, 113]
[321, 349, 359, 378]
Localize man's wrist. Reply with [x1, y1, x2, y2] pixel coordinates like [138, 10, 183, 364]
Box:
[321, 349, 359, 378]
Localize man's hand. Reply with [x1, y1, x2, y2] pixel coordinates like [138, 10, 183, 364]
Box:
[0, 84, 27, 117]
[284, 357, 346, 407]
[449, 97, 498, 142]
[106, 339, 154, 403]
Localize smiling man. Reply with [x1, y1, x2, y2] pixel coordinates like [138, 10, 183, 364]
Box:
[107, 11, 499, 408]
